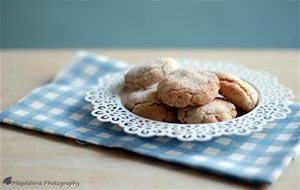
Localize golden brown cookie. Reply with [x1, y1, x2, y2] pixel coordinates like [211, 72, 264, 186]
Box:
[157, 69, 220, 107]
[124, 58, 180, 90]
[124, 85, 177, 123]
[217, 73, 258, 112]
[178, 98, 237, 124]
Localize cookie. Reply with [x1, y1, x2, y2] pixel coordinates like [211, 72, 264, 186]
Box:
[178, 98, 237, 124]
[124, 85, 177, 123]
[217, 73, 258, 112]
[125, 84, 158, 110]
[157, 69, 220, 107]
[124, 58, 180, 90]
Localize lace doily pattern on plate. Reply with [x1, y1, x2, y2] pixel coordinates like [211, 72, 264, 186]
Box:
[85, 60, 294, 141]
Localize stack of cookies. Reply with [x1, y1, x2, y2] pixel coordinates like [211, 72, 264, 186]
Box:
[123, 58, 258, 124]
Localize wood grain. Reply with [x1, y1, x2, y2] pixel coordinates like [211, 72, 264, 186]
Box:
[1, 49, 299, 189]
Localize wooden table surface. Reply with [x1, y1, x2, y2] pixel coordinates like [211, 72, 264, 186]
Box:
[1, 49, 299, 190]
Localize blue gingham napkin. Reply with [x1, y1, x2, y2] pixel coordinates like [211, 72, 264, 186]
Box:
[1, 51, 299, 185]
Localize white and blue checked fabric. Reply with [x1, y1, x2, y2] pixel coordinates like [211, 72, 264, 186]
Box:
[1, 51, 299, 185]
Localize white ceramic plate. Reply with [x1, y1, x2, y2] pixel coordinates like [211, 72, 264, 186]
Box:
[85, 60, 294, 141]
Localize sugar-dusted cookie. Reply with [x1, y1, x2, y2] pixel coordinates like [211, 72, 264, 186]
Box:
[124, 85, 177, 123]
[157, 69, 220, 107]
[178, 98, 237, 124]
[124, 58, 180, 90]
[217, 73, 258, 112]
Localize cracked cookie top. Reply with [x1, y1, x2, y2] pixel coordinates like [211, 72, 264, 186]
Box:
[157, 69, 220, 107]
[125, 84, 159, 110]
[217, 73, 258, 112]
[178, 98, 237, 124]
[124, 58, 180, 90]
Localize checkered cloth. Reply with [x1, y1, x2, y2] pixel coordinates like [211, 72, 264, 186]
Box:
[1, 51, 299, 185]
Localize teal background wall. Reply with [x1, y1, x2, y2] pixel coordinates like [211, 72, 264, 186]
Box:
[1, 1, 299, 49]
